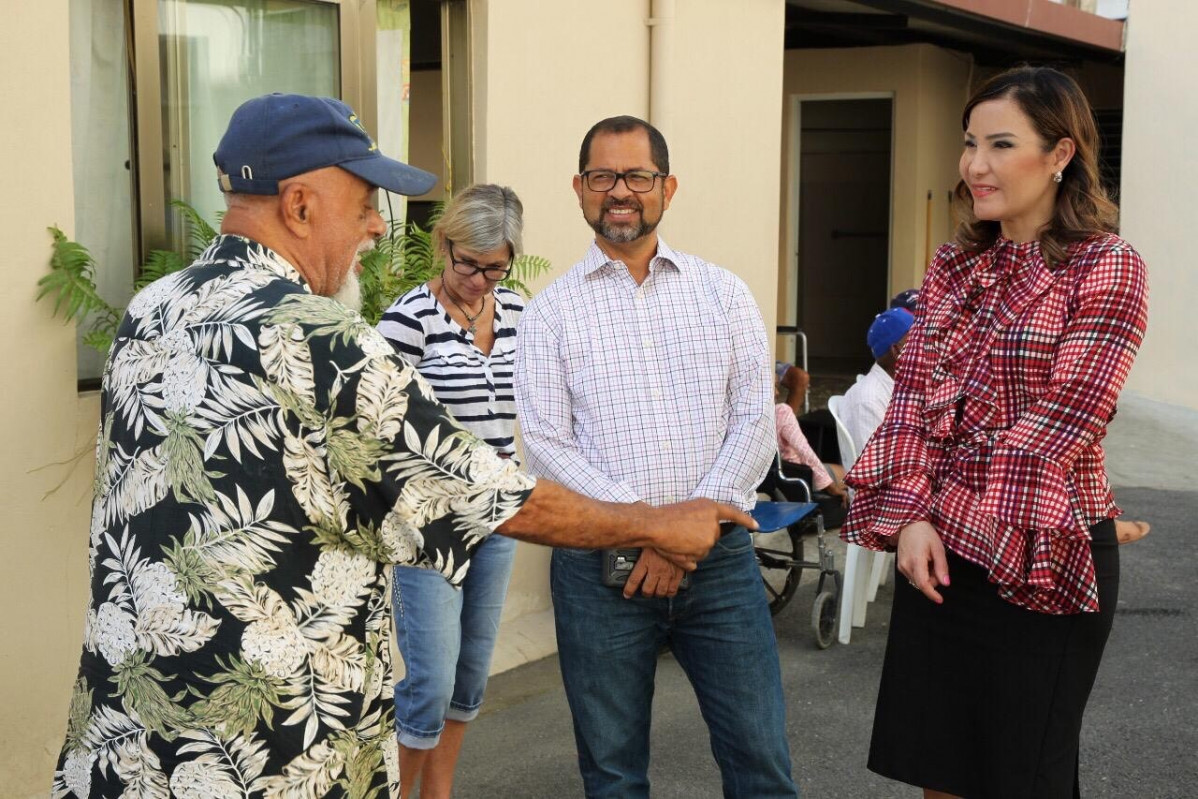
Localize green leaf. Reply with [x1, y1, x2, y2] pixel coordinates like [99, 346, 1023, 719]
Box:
[81, 327, 116, 355]
[111, 650, 193, 740]
[190, 655, 285, 737]
[38, 227, 114, 324]
[171, 198, 219, 259]
[330, 730, 385, 799]
[40, 202, 218, 358]
[267, 294, 372, 350]
[135, 248, 187, 292]
[326, 417, 387, 491]
[162, 534, 221, 608]
[64, 677, 94, 754]
[342, 520, 388, 563]
[502, 254, 552, 298]
[163, 412, 219, 506]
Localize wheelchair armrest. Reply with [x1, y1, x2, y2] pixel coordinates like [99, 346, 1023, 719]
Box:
[773, 471, 812, 502]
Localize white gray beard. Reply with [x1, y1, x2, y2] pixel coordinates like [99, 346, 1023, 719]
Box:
[332, 265, 362, 312]
[591, 215, 658, 245]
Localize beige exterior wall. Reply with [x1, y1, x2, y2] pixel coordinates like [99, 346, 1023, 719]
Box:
[647, 0, 786, 327]
[469, 0, 651, 670]
[777, 45, 971, 353]
[472, 0, 785, 672]
[1118, 0, 1196, 408]
[1, 2, 100, 795]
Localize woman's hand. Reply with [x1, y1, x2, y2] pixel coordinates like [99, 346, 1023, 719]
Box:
[895, 520, 950, 604]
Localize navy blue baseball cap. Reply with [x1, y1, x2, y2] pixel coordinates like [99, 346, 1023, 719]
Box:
[213, 94, 437, 196]
[889, 288, 920, 312]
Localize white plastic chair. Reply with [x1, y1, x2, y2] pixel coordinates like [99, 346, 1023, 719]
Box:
[827, 395, 891, 644]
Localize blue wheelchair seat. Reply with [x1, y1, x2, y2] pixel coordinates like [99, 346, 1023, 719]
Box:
[751, 501, 819, 533]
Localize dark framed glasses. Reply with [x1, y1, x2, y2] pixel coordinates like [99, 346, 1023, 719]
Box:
[579, 169, 668, 193]
[446, 241, 512, 281]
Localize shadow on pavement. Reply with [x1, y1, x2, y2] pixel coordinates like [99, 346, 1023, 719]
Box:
[455, 486, 1196, 798]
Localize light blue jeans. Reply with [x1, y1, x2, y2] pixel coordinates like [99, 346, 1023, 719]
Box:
[551, 528, 798, 798]
[392, 532, 517, 749]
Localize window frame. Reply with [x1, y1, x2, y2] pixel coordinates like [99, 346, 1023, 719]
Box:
[127, 0, 376, 260]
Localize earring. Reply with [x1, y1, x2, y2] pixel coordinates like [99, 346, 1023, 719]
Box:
[1053, 171, 1063, 184]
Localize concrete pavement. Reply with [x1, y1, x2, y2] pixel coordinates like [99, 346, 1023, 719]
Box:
[452, 391, 1198, 798]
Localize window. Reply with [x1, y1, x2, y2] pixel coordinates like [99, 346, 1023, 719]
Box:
[157, 0, 341, 232]
[68, 0, 412, 385]
[69, 0, 136, 381]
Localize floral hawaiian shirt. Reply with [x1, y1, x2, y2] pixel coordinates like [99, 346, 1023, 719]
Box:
[52, 235, 535, 798]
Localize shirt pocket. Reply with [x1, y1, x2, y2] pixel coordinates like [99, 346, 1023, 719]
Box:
[657, 309, 733, 407]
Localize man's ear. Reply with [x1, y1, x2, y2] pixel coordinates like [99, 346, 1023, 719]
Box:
[572, 174, 584, 207]
[279, 182, 313, 238]
[662, 174, 678, 211]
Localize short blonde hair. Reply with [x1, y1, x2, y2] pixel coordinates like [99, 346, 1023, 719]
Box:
[433, 184, 524, 259]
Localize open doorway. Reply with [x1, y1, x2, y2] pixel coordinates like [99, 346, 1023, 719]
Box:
[789, 96, 893, 376]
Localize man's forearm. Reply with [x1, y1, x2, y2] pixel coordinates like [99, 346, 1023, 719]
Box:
[496, 481, 749, 564]
[497, 481, 654, 549]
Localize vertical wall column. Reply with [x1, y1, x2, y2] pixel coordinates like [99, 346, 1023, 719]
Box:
[643, 0, 786, 336]
[1120, 0, 1198, 407]
[648, 0, 676, 136]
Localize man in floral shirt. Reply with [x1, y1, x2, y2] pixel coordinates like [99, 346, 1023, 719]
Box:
[51, 95, 745, 799]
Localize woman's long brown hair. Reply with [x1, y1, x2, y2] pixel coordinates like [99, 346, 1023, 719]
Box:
[953, 66, 1118, 267]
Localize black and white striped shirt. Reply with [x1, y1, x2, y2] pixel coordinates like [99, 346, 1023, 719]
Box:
[378, 283, 523, 457]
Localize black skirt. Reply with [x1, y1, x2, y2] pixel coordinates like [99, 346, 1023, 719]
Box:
[868, 520, 1119, 799]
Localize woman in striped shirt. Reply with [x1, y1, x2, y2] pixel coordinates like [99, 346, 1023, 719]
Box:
[377, 184, 527, 799]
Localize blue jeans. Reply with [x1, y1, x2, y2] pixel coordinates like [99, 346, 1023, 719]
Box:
[392, 532, 517, 749]
[551, 528, 798, 799]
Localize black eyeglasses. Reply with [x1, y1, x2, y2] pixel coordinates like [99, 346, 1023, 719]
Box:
[446, 241, 512, 281]
[579, 169, 668, 193]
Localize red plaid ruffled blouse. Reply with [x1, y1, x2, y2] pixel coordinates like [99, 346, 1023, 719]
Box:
[842, 233, 1148, 614]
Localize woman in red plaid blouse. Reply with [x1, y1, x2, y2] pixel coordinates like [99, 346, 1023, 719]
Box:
[842, 67, 1148, 799]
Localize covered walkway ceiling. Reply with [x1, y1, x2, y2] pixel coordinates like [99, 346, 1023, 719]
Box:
[785, 0, 1125, 66]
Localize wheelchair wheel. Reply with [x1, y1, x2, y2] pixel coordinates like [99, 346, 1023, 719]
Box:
[811, 589, 837, 649]
[755, 525, 803, 616]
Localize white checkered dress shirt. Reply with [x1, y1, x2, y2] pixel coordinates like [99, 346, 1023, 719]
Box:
[515, 240, 774, 511]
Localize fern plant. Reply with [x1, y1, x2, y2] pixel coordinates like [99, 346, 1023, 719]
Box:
[38, 228, 124, 354]
[41, 200, 551, 356]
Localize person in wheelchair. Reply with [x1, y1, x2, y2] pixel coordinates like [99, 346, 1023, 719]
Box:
[769, 380, 849, 528]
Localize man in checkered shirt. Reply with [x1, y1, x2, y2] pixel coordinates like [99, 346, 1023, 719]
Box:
[515, 116, 798, 799]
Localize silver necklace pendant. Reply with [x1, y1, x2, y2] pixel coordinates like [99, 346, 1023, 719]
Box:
[440, 280, 484, 336]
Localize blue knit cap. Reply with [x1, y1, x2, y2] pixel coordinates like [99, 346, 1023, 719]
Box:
[867, 308, 914, 359]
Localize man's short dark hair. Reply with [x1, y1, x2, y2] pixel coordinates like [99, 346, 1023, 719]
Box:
[578, 116, 670, 175]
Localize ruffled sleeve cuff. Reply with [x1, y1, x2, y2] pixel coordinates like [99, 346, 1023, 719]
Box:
[841, 469, 932, 550]
[841, 422, 934, 549]
[970, 446, 1099, 612]
[977, 447, 1078, 534]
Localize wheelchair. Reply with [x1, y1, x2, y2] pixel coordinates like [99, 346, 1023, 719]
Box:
[753, 454, 842, 649]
